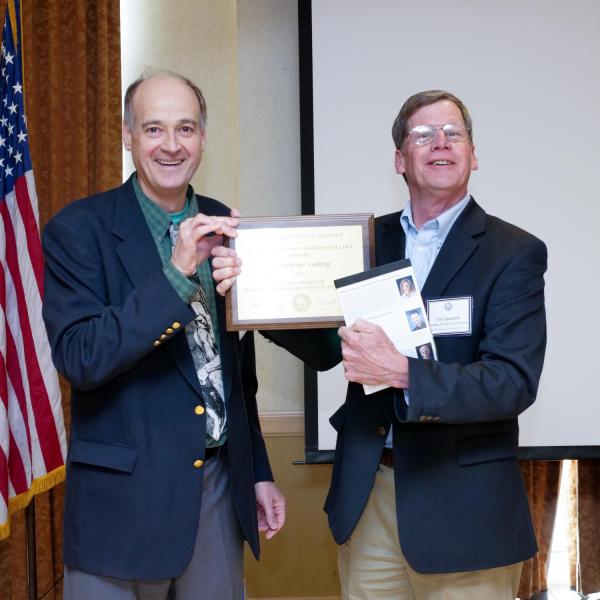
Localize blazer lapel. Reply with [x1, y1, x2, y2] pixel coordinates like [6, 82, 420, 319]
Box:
[112, 179, 204, 397]
[375, 212, 405, 266]
[113, 181, 162, 285]
[163, 330, 205, 398]
[421, 197, 485, 298]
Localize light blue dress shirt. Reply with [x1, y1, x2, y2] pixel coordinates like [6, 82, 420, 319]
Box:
[386, 193, 471, 446]
[400, 194, 471, 290]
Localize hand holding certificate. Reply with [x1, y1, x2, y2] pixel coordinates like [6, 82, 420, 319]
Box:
[335, 260, 437, 395]
[225, 214, 374, 330]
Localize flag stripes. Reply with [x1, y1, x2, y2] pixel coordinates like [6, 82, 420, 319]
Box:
[0, 0, 66, 540]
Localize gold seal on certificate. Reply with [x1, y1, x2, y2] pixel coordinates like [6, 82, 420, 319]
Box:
[225, 214, 374, 330]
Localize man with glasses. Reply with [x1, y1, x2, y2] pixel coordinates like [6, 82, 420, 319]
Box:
[331, 90, 547, 599]
[249, 90, 547, 599]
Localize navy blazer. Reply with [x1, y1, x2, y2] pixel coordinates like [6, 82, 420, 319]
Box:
[268, 198, 547, 574]
[42, 178, 272, 580]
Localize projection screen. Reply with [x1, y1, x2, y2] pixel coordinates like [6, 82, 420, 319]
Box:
[300, 0, 600, 461]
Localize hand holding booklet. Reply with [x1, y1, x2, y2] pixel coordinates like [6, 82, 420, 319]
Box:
[334, 259, 437, 395]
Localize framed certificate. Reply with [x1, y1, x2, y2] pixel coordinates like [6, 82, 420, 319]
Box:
[225, 214, 374, 330]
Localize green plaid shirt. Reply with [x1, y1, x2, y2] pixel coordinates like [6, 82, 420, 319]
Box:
[133, 175, 226, 446]
[132, 175, 220, 354]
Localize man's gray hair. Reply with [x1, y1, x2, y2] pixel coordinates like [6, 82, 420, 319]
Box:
[391, 90, 473, 149]
[123, 68, 207, 130]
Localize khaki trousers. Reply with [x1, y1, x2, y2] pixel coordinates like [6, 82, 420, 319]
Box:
[338, 465, 522, 600]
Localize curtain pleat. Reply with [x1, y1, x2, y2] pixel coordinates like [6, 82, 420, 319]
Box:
[576, 459, 600, 596]
[518, 460, 562, 600]
[568, 460, 578, 590]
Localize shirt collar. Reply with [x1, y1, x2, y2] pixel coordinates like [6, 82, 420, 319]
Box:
[133, 174, 197, 242]
[400, 193, 471, 239]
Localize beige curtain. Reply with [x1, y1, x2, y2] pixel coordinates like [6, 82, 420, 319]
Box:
[518, 460, 562, 600]
[0, 1, 121, 598]
[573, 460, 600, 596]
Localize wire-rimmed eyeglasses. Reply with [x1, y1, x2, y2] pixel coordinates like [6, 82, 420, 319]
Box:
[407, 123, 469, 146]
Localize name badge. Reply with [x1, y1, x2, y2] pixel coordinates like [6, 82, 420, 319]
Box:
[427, 297, 472, 336]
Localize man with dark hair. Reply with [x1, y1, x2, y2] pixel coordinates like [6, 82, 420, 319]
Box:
[42, 71, 285, 600]
[228, 89, 547, 599]
[407, 309, 426, 331]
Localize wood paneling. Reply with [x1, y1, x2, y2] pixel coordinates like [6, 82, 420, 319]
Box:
[259, 412, 304, 436]
[244, 434, 340, 598]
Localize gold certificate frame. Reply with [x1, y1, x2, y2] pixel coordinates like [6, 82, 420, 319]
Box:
[225, 214, 374, 330]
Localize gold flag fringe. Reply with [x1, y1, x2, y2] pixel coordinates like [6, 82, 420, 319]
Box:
[0, 465, 66, 540]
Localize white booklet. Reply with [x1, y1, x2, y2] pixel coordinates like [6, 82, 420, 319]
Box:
[334, 259, 437, 395]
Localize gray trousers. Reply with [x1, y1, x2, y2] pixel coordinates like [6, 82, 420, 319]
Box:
[63, 452, 244, 600]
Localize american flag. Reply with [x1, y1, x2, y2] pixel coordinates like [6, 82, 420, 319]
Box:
[0, 0, 66, 539]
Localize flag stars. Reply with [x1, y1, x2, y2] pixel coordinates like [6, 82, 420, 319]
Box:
[1, 24, 32, 188]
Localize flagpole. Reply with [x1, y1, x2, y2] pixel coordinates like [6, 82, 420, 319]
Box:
[18, 1, 37, 591]
[25, 502, 37, 600]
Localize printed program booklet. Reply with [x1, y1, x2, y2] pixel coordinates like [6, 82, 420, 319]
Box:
[335, 259, 437, 395]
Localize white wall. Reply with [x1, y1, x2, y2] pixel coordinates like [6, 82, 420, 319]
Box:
[120, 0, 304, 412]
[237, 0, 304, 412]
[121, 0, 240, 206]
